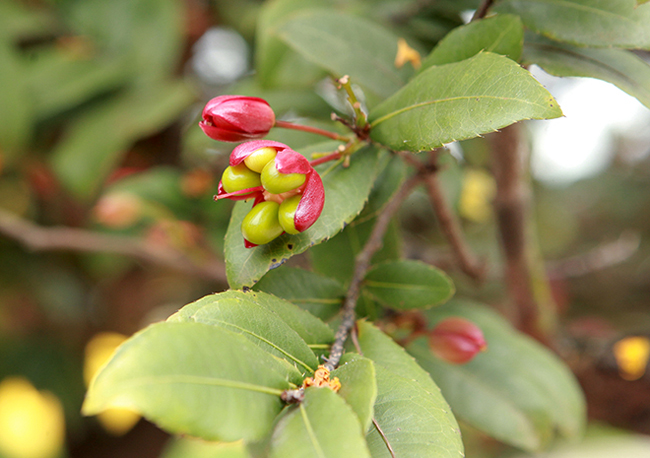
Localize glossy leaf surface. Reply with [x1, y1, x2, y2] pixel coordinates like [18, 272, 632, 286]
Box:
[410, 300, 586, 451]
[369, 52, 562, 152]
[225, 145, 380, 289]
[493, 0, 650, 49]
[422, 14, 524, 69]
[363, 260, 455, 310]
[269, 387, 371, 458]
[84, 322, 297, 442]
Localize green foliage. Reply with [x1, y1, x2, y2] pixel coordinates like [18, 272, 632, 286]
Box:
[410, 300, 586, 451]
[369, 52, 562, 151]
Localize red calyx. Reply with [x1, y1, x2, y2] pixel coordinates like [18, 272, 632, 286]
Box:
[199, 96, 275, 143]
[429, 317, 487, 364]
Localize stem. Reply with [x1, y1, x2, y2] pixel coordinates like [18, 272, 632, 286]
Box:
[0, 209, 226, 282]
[309, 152, 341, 167]
[337, 75, 368, 129]
[400, 151, 486, 282]
[274, 120, 348, 142]
[472, 0, 494, 21]
[324, 174, 421, 371]
[487, 124, 556, 342]
[213, 186, 264, 200]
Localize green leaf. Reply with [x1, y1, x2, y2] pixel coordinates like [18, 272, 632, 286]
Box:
[26, 51, 131, 120]
[83, 322, 297, 442]
[171, 290, 334, 350]
[369, 52, 562, 152]
[268, 387, 371, 458]
[493, 0, 650, 49]
[161, 437, 251, 458]
[0, 38, 31, 159]
[332, 355, 377, 432]
[363, 260, 455, 310]
[0, 1, 55, 40]
[356, 322, 464, 458]
[523, 34, 650, 109]
[256, 0, 328, 88]
[409, 300, 586, 451]
[51, 81, 194, 200]
[253, 267, 345, 321]
[67, 0, 183, 81]
[169, 291, 326, 373]
[278, 10, 410, 99]
[422, 14, 524, 69]
[224, 144, 381, 289]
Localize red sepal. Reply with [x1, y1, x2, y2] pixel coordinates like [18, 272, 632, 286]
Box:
[294, 170, 325, 232]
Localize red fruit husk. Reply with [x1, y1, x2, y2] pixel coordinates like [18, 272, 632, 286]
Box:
[199, 96, 275, 143]
[429, 317, 487, 364]
[230, 140, 291, 166]
[294, 171, 325, 232]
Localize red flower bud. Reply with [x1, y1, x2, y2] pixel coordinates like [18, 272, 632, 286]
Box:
[429, 317, 487, 364]
[199, 96, 275, 142]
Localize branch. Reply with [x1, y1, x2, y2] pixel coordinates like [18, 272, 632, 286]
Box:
[472, 0, 494, 21]
[400, 151, 486, 282]
[324, 173, 421, 371]
[0, 209, 227, 282]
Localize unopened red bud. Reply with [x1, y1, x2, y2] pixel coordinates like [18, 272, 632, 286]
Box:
[199, 95, 275, 142]
[429, 317, 487, 364]
[93, 193, 142, 228]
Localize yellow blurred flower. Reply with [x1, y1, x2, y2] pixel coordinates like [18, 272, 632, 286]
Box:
[459, 169, 496, 223]
[614, 336, 650, 381]
[84, 332, 141, 435]
[0, 377, 65, 458]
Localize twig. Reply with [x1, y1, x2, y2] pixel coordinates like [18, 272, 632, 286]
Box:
[547, 231, 641, 279]
[0, 209, 226, 282]
[274, 120, 349, 142]
[400, 151, 486, 282]
[324, 174, 421, 371]
[472, 0, 494, 21]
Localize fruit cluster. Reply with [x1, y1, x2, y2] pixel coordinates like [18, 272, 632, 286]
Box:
[215, 140, 325, 248]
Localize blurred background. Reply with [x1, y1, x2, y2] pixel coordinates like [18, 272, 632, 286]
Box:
[1, 0, 650, 457]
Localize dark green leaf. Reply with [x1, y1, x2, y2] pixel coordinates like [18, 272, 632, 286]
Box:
[523, 34, 650, 109]
[363, 260, 455, 310]
[0, 38, 30, 159]
[171, 290, 334, 350]
[332, 354, 377, 432]
[51, 81, 194, 200]
[169, 291, 327, 372]
[409, 300, 586, 451]
[278, 10, 411, 98]
[369, 52, 562, 152]
[422, 14, 524, 69]
[493, 0, 650, 49]
[268, 387, 371, 458]
[224, 145, 381, 289]
[253, 268, 345, 321]
[83, 322, 298, 442]
[356, 322, 464, 458]
[67, 0, 183, 81]
[161, 437, 251, 458]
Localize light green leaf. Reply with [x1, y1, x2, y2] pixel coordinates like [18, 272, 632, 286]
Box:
[161, 437, 251, 458]
[422, 14, 524, 69]
[523, 34, 650, 109]
[0, 38, 30, 159]
[83, 322, 297, 442]
[363, 260, 455, 310]
[51, 81, 194, 200]
[493, 0, 650, 49]
[356, 322, 464, 458]
[253, 268, 345, 321]
[409, 300, 586, 451]
[169, 291, 327, 373]
[332, 354, 377, 432]
[256, 0, 328, 88]
[278, 10, 411, 98]
[369, 52, 562, 152]
[224, 144, 381, 289]
[170, 290, 334, 350]
[269, 387, 371, 458]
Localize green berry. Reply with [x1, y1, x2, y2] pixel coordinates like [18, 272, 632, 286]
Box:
[278, 195, 301, 234]
[244, 147, 277, 173]
[260, 161, 306, 194]
[221, 164, 261, 194]
[241, 201, 284, 245]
